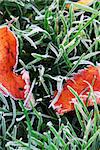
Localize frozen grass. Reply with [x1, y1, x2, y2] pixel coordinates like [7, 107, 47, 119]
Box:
[0, 0, 100, 149]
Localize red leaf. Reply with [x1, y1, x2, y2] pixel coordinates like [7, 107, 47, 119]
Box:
[51, 66, 100, 114]
[66, 0, 94, 10]
[0, 26, 34, 107]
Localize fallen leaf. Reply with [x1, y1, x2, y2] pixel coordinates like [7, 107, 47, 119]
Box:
[0, 26, 34, 107]
[51, 65, 100, 114]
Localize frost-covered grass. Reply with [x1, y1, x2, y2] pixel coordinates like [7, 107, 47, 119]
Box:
[0, 0, 100, 149]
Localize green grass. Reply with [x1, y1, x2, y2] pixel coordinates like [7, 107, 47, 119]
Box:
[0, 0, 100, 149]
